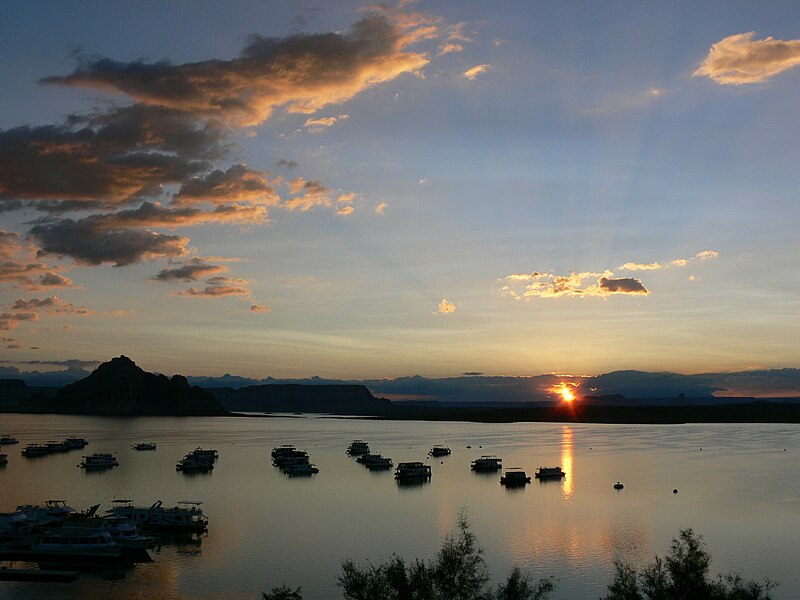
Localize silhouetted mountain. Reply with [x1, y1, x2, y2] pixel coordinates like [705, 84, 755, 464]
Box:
[211, 384, 391, 415]
[0, 379, 29, 409]
[49, 355, 228, 416]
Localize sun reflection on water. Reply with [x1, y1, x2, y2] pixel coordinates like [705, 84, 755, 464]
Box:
[561, 425, 574, 501]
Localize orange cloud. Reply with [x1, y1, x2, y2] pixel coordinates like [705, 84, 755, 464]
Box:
[618, 262, 661, 271]
[250, 304, 271, 313]
[464, 64, 491, 80]
[502, 270, 649, 299]
[438, 298, 456, 314]
[304, 114, 349, 133]
[44, 12, 436, 126]
[694, 32, 800, 84]
[178, 276, 252, 298]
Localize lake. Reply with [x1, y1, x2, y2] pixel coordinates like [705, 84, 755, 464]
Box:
[0, 414, 797, 599]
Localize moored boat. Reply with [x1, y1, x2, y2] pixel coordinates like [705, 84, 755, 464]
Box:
[106, 499, 208, 532]
[79, 453, 118, 469]
[21, 443, 50, 457]
[471, 456, 502, 471]
[63, 437, 89, 449]
[132, 442, 157, 451]
[394, 461, 431, 479]
[0, 453, 7, 466]
[357, 454, 393, 469]
[534, 466, 565, 479]
[15, 500, 76, 527]
[346, 440, 370, 455]
[429, 445, 451, 457]
[500, 468, 531, 486]
[0, 436, 19, 445]
[281, 463, 319, 475]
[176, 454, 214, 472]
[31, 527, 122, 558]
[271, 444, 297, 458]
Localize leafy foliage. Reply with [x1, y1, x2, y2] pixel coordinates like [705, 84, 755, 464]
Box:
[603, 529, 777, 600]
[337, 511, 554, 600]
[262, 584, 303, 600]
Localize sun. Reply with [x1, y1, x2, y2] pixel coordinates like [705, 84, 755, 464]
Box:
[550, 382, 577, 403]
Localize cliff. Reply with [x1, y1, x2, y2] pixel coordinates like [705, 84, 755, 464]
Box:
[211, 383, 391, 415]
[52, 355, 229, 416]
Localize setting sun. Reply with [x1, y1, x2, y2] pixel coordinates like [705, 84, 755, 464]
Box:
[550, 382, 577, 403]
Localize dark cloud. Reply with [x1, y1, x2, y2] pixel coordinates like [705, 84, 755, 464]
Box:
[153, 258, 227, 282]
[29, 217, 189, 266]
[42, 13, 434, 126]
[38, 272, 73, 287]
[276, 158, 298, 169]
[173, 164, 278, 207]
[0, 110, 212, 209]
[598, 277, 649, 295]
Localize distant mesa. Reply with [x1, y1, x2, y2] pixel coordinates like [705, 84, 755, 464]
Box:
[47, 355, 228, 416]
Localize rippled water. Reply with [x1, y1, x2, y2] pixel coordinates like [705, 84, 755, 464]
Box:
[0, 414, 798, 599]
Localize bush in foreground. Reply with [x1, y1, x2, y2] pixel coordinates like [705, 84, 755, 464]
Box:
[602, 528, 777, 600]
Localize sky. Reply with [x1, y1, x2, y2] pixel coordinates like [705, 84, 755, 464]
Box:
[1, 0, 799, 382]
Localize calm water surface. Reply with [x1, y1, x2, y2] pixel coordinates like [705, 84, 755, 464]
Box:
[0, 414, 797, 599]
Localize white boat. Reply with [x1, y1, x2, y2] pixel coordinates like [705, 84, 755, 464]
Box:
[106, 500, 208, 532]
[0, 436, 18, 445]
[0, 512, 33, 536]
[63, 437, 89, 449]
[32, 527, 122, 557]
[80, 453, 118, 469]
[500, 468, 531, 486]
[471, 456, 502, 471]
[15, 500, 76, 527]
[394, 461, 431, 479]
[132, 442, 157, 451]
[346, 440, 370, 455]
[429, 445, 451, 457]
[534, 466, 565, 479]
[62, 517, 156, 549]
[281, 463, 319, 475]
[176, 454, 214, 472]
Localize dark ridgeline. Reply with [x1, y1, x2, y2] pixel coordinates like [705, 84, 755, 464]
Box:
[38, 355, 228, 416]
[0, 379, 29, 410]
[211, 384, 392, 415]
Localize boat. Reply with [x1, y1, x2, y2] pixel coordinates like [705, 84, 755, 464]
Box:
[176, 454, 214, 472]
[346, 440, 370, 455]
[271, 444, 297, 458]
[272, 450, 309, 466]
[394, 461, 432, 479]
[132, 442, 157, 451]
[15, 500, 76, 527]
[62, 517, 156, 549]
[281, 463, 319, 475]
[614, 482, 624, 490]
[500, 468, 531, 486]
[429, 445, 451, 457]
[0, 436, 18, 445]
[21, 443, 50, 457]
[534, 466, 566, 479]
[471, 456, 502, 471]
[45, 441, 69, 453]
[191, 447, 218, 460]
[0, 453, 7, 466]
[63, 437, 89, 449]
[357, 454, 393, 469]
[106, 500, 208, 531]
[79, 453, 119, 469]
[31, 527, 122, 558]
[0, 511, 33, 536]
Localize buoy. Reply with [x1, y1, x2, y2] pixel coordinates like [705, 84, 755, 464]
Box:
[673, 489, 678, 494]
[613, 482, 624, 490]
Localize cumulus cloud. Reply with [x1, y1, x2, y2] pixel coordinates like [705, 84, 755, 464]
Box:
[375, 201, 388, 215]
[152, 257, 228, 282]
[43, 12, 437, 126]
[694, 32, 800, 85]
[464, 64, 491, 80]
[173, 164, 279, 207]
[336, 205, 355, 216]
[502, 270, 649, 299]
[696, 250, 719, 260]
[283, 177, 333, 212]
[0, 229, 74, 290]
[438, 298, 456, 314]
[178, 276, 252, 298]
[29, 217, 190, 267]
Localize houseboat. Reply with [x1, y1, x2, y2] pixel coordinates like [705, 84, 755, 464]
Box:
[534, 466, 565, 479]
[471, 456, 502, 471]
[106, 499, 208, 532]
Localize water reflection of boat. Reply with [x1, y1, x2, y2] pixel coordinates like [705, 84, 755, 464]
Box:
[471, 456, 502, 471]
[500, 468, 531, 486]
[534, 466, 565, 479]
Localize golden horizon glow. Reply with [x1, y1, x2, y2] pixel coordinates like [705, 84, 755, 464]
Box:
[550, 382, 577, 403]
